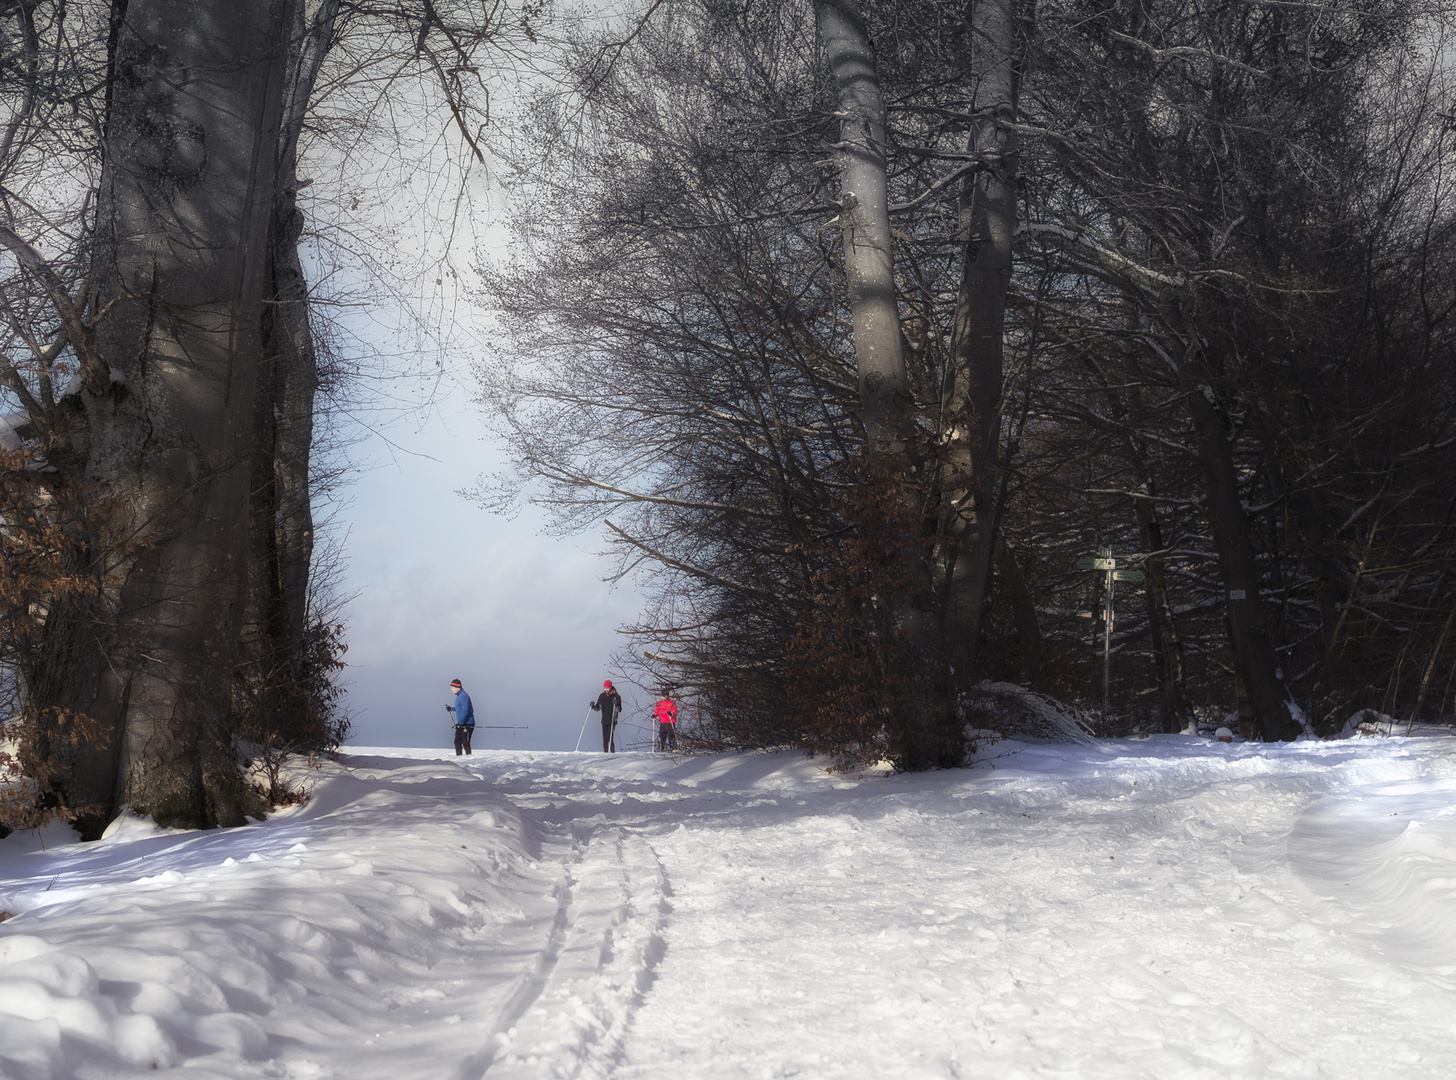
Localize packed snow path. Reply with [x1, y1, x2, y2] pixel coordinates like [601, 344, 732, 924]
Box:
[3, 737, 1456, 1079]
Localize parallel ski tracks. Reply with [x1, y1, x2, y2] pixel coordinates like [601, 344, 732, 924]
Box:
[463, 825, 671, 1080]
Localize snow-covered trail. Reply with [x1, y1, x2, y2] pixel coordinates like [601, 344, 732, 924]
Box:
[3, 737, 1456, 1079]
[461, 739, 1456, 1080]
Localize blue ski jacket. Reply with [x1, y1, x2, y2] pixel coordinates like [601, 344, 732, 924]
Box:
[450, 689, 476, 727]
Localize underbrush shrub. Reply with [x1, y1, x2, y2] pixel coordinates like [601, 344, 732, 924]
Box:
[651, 453, 1101, 770]
[688, 665, 798, 752]
[965, 681, 1095, 745]
[1, 706, 109, 833]
[232, 618, 350, 807]
[240, 747, 324, 808]
[783, 461, 964, 773]
[0, 447, 119, 836]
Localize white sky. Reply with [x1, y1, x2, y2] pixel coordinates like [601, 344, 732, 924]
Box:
[332, 386, 650, 753]
[303, 74, 653, 753]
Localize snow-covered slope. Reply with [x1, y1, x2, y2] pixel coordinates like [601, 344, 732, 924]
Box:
[2, 735, 1456, 1078]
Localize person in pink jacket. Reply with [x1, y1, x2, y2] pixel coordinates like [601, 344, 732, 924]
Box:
[654, 692, 678, 752]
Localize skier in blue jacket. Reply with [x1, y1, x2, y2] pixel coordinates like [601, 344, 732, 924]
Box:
[448, 679, 475, 755]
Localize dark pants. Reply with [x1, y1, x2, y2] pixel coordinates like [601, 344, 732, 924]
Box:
[602, 719, 616, 753]
[657, 722, 677, 751]
[455, 725, 473, 755]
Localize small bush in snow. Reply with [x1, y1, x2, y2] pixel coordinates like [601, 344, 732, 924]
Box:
[965, 682, 1096, 746]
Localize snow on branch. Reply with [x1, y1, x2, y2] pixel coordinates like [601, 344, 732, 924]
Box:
[1021, 221, 1188, 292]
[1105, 30, 1265, 76]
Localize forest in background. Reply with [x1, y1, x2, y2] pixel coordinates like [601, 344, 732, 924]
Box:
[477, 0, 1456, 766]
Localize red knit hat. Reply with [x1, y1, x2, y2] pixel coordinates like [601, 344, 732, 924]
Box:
[603, 680, 613, 689]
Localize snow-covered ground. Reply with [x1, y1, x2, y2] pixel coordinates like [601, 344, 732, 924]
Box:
[3, 734, 1456, 1079]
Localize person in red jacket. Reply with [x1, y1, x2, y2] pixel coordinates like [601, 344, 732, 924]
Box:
[654, 691, 678, 752]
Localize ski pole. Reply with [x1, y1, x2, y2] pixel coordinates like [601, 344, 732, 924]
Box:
[573, 708, 592, 752]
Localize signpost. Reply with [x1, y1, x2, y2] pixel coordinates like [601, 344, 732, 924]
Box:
[1075, 546, 1145, 724]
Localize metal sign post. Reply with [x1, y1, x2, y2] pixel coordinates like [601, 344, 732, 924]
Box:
[1074, 546, 1145, 725]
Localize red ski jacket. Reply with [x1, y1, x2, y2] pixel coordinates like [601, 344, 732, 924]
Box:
[654, 698, 677, 724]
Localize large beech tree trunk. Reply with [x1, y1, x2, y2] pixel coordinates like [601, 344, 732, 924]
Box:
[815, 0, 910, 451]
[33, 0, 292, 834]
[938, 0, 1020, 671]
[816, 1, 966, 769]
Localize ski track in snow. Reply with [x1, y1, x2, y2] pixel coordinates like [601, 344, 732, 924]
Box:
[2, 736, 1456, 1077]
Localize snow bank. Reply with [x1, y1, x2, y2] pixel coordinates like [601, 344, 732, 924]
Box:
[0, 757, 550, 1079]
[1287, 776, 1456, 967]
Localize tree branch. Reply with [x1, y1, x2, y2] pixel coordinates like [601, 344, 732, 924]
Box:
[0, 227, 110, 395]
[604, 520, 781, 601]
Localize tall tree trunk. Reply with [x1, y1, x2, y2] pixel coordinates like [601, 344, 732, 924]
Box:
[1135, 504, 1189, 733]
[993, 538, 1042, 679]
[938, 0, 1020, 670]
[816, 1, 962, 769]
[815, 0, 910, 452]
[240, 0, 337, 744]
[1122, 409, 1190, 733]
[34, 0, 291, 834]
[1182, 361, 1300, 741]
[269, 0, 336, 673]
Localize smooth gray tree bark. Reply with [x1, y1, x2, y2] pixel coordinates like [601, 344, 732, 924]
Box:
[241, 0, 338, 741]
[33, 0, 294, 833]
[816, 0, 970, 769]
[938, 0, 1021, 671]
[815, 0, 910, 452]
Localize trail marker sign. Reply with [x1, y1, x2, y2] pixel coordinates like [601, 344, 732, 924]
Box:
[1074, 547, 1147, 723]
